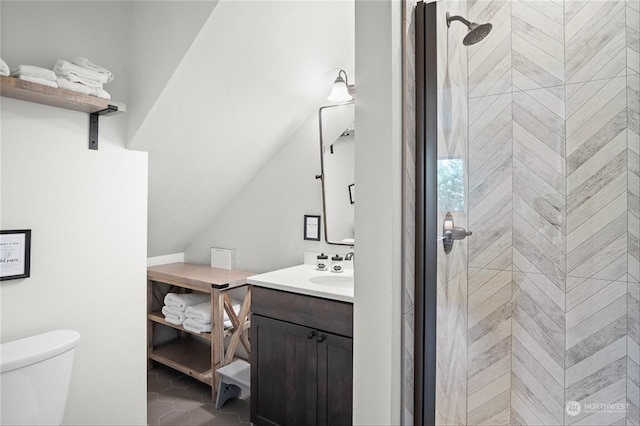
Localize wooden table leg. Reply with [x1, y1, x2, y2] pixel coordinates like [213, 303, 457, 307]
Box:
[211, 287, 225, 401]
[147, 279, 154, 370]
[223, 288, 251, 365]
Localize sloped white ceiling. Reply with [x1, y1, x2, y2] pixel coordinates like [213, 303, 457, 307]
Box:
[126, 1, 219, 145]
[131, 0, 355, 257]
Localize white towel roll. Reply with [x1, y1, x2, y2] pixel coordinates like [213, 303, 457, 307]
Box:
[163, 292, 209, 312]
[161, 305, 186, 326]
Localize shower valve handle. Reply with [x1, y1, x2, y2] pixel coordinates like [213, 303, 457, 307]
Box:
[442, 212, 472, 254]
[448, 227, 472, 241]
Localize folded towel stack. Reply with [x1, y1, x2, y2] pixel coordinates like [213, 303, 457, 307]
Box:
[53, 57, 113, 100]
[0, 59, 9, 77]
[183, 301, 241, 335]
[10, 64, 58, 88]
[161, 292, 209, 326]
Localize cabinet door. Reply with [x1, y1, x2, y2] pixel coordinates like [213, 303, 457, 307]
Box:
[317, 332, 353, 426]
[251, 314, 317, 426]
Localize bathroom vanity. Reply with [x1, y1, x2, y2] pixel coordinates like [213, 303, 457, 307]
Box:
[248, 264, 354, 426]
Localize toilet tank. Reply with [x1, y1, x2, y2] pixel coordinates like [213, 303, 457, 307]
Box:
[0, 329, 80, 425]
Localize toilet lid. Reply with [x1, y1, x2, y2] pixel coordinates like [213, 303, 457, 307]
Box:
[0, 329, 79, 373]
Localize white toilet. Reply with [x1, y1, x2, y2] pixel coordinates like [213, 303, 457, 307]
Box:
[0, 329, 80, 425]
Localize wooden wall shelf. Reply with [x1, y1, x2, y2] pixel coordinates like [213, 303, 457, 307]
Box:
[0, 75, 125, 150]
[1, 75, 116, 113]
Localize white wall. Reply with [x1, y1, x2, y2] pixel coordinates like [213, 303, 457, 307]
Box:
[1, 3, 148, 424]
[0, 1, 131, 145]
[353, 1, 403, 424]
[0, 100, 148, 425]
[126, 1, 218, 145]
[137, 0, 355, 258]
[183, 107, 353, 273]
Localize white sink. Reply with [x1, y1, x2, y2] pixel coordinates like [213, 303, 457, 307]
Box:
[308, 275, 353, 287]
[248, 264, 354, 302]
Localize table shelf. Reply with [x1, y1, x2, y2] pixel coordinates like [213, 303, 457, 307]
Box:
[147, 262, 254, 401]
[149, 338, 213, 384]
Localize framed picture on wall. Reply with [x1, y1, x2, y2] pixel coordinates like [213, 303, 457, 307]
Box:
[0, 229, 31, 281]
[304, 215, 321, 241]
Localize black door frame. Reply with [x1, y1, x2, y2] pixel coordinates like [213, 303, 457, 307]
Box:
[414, 1, 438, 425]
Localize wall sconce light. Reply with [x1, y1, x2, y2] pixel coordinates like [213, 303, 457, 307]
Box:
[327, 69, 353, 103]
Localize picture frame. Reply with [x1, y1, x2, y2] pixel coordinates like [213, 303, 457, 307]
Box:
[348, 184, 355, 205]
[0, 229, 31, 281]
[304, 215, 321, 241]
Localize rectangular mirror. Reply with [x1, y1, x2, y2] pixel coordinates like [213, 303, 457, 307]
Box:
[318, 102, 355, 246]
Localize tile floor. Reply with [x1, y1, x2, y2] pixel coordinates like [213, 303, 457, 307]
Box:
[147, 365, 250, 426]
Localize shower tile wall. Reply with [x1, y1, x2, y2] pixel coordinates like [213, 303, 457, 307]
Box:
[464, 0, 640, 425]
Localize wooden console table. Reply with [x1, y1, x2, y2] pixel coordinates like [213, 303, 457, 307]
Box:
[147, 262, 253, 399]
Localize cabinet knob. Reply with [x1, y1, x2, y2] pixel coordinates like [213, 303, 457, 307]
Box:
[316, 334, 326, 343]
[307, 331, 317, 340]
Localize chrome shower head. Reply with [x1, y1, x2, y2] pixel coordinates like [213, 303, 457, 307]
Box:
[446, 12, 492, 46]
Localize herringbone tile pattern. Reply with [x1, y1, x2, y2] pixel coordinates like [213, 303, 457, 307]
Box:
[462, 0, 639, 425]
[629, 74, 640, 284]
[629, 0, 640, 75]
[512, 271, 566, 425]
[513, 87, 566, 278]
[467, 267, 512, 425]
[468, 93, 513, 271]
[467, 0, 511, 99]
[628, 70, 640, 426]
[512, 0, 564, 91]
[566, 77, 628, 281]
[565, 0, 628, 84]
[564, 278, 628, 424]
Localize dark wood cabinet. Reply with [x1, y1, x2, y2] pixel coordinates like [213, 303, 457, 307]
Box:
[317, 330, 353, 426]
[251, 286, 353, 426]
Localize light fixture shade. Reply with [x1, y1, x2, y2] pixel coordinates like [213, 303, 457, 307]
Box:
[327, 72, 353, 103]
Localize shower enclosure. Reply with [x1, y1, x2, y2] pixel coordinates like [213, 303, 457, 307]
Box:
[413, 0, 639, 424]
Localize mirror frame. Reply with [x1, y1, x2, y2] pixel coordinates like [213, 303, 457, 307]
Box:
[317, 101, 355, 246]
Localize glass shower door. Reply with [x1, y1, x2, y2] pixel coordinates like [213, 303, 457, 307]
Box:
[415, 0, 639, 425]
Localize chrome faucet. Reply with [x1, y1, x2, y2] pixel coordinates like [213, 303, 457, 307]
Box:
[345, 251, 354, 262]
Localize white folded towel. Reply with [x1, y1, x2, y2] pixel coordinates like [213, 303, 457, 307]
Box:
[183, 318, 233, 334]
[161, 305, 186, 326]
[56, 76, 91, 95]
[163, 292, 209, 312]
[94, 87, 111, 100]
[72, 57, 114, 83]
[10, 65, 56, 81]
[56, 77, 111, 99]
[14, 75, 58, 88]
[53, 59, 109, 88]
[185, 301, 241, 325]
[0, 59, 9, 76]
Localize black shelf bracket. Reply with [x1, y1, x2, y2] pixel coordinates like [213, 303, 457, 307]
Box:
[89, 105, 119, 150]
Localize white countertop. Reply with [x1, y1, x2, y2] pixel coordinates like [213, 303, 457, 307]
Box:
[247, 263, 354, 303]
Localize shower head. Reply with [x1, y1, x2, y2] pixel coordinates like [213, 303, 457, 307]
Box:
[446, 12, 492, 46]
